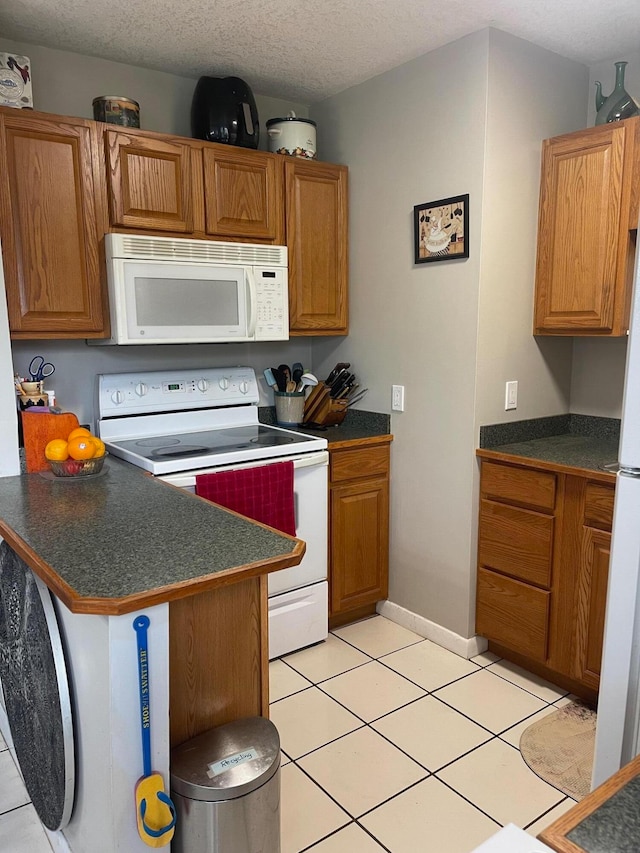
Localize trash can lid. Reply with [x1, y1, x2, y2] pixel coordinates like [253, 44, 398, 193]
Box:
[170, 716, 280, 802]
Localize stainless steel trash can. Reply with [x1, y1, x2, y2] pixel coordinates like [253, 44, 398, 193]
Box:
[170, 716, 281, 853]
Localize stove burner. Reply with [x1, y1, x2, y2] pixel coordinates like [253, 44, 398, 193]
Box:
[150, 445, 211, 459]
[250, 435, 296, 445]
[136, 437, 180, 448]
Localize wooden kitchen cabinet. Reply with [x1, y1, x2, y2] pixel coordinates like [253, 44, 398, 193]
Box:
[105, 128, 198, 233]
[573, 480, 614, 690]
[203, 146, 284, 242]
[533, 117, 639, 336]
[104, 128, 286, 242]
[475, 456, 616, 696]
[328, 438, 391, 627]
[476, 462, 557, 663]
[285, 159, 348, 335]
[0, 106, 350, 339]
[0, 108, 108, 338]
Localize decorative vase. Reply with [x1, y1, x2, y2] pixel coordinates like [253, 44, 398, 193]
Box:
[595, 61, 640, 125]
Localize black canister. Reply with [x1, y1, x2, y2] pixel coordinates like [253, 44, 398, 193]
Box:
[92, 96, 140, 128]
[191, 76, 259, 149]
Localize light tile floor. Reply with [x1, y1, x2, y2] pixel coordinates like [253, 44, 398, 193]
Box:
[0, 614, 580, 853]
[272, 615, 580, 853]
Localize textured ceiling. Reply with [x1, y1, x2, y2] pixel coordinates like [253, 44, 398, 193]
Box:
[2, 0, 639, 102]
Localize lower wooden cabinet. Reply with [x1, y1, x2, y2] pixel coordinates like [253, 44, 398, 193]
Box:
[475, 456, 615, 696]
[328, 438, 391, 625]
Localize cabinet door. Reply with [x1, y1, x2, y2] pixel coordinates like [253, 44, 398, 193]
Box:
[476, 567, 550, 662]
[330, 476, 389, 615]
[534, 120, 635, 335]
[105, 130, 195, 232]
[0, 112, 106, 337]
[574, 527, 610, 690]
[285, 160, 348, 335]
[203, 146, 283, 242]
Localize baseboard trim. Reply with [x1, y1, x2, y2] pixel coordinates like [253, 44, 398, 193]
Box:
[376, 600, 488, 660]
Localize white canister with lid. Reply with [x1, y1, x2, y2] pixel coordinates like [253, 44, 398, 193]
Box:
[266, 112, 317, 159]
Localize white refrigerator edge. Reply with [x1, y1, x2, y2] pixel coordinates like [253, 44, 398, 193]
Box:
[593, 232, 640, 786]
[0, 239, 20, 477]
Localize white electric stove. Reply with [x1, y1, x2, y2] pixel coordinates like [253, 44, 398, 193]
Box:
[97, 367, 329, 658]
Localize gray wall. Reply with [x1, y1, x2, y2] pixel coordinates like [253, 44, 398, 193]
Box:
[0, 37, 309, 142]
[311, 29, 588, 638]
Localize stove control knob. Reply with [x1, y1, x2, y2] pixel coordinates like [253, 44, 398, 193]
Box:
[111, 389, 125, 405]
[196, 379, 209, 393]
[239, 380, 249, 394]
[218, 377, 230, 391]
[134, 383, 148, 397]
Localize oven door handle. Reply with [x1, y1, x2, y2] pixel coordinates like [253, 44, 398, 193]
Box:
[246, 268, 257, 339]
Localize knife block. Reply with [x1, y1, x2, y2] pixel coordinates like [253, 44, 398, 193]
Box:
[303, 384, 348, 427]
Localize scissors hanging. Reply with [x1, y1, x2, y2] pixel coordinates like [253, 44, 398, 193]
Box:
[29, 355, 55, 382]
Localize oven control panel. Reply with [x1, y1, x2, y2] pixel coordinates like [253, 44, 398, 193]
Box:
[97, 367, 260, 417]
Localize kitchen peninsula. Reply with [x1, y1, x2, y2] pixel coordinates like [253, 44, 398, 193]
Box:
[0, 457, 305, 852]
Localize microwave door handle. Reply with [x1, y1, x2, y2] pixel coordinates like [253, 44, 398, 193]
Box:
[246, 267, 257, 338]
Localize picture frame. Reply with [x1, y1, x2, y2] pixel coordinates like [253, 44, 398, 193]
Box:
[414, 194, 469, 264]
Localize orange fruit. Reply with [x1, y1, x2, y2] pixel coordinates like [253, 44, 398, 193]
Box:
[68, 427, 92, 441]
[45, 438, 69, 461]
[67, 436, 96, 460]
[90, 436, 106, 457]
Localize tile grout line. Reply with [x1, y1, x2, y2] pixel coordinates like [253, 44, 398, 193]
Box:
[271, 620, 581, 848]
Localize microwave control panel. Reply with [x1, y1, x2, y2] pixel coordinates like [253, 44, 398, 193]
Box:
[255, 268, 289, 341]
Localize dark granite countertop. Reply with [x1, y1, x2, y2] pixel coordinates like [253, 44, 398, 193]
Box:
[0, 457, 304, 615]
[566, 773, 640, 851]
[478, 414, 620, 479]
[540, 753, 640, 851]
[259, 407, 392, 445]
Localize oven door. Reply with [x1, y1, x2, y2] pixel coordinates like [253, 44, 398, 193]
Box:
[159, 451, 328, 595]
[161, 450, 328, 658]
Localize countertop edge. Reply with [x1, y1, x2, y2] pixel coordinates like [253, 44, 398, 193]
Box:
[539, 753, 640, 851]
[0, 498, 307, 616]
[327, 434, 394, 450]
[476, 448, 617, 484]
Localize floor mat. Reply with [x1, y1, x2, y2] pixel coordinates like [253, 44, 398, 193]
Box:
[519, 702, 596, 801]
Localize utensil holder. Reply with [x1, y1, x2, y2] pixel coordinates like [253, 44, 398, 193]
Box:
[274, 390, 305, 426]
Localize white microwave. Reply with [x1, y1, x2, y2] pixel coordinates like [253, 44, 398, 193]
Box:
[92, 233, 289, 345]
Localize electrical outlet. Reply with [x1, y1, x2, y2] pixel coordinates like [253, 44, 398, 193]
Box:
[392, 385, 405, 412]
[505, 380, 518, 410]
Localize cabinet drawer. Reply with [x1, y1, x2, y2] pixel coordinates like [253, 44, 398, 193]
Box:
[481, 462, 556, 511]
[330, 445, 389, 483]
[583, 482, 615, 531]
[476, 567, 550, 662]
[479, 499, 554, 587]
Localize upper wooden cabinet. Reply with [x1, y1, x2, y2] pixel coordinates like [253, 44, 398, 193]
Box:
[534, 118, 639, 336]
[105, 129, 196, 233]
[203, 146, 284, 242]
[285, 159, 348, 335]
[0, 109, 107, 338]
[0, 107, 349, 338]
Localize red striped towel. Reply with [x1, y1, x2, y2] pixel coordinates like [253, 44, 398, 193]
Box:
[195, 461, 296, 536]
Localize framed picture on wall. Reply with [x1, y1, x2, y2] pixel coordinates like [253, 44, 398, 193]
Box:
[414, 194, 469, 264]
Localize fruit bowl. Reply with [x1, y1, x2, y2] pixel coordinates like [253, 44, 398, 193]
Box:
[49, 453, 107, 478]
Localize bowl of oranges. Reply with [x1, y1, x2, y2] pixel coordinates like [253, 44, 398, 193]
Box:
[45, 428, 108, 477]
